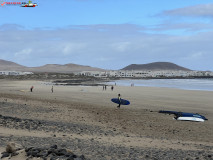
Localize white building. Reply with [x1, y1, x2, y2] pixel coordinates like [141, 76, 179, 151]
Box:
[0, 71, 34, 76]
[75, 70, 213, 78]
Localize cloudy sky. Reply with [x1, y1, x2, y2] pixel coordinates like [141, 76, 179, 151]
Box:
[1, 0, 213, 70]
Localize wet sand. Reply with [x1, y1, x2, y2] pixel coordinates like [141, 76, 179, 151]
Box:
[0, 80, 213, 159]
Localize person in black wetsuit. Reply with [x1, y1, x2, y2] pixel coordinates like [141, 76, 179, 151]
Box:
[117, 94, 121, 108]
[111, 86, 114, 91]
[30, 86, 34, 92]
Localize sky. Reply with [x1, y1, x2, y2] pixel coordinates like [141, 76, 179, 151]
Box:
[1, 0, 213, 71]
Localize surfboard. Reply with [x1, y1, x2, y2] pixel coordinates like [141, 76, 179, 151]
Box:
[159, 110, 208, 122]
[176, 117, 204, 122]
[111, 98, 130, 105]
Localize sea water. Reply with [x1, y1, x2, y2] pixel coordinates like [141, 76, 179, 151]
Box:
[107, 79, 213, 91]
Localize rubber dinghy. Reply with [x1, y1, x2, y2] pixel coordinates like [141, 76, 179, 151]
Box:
[159, 110, 208, 122]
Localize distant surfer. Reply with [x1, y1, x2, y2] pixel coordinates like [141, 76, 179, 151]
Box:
[30, 86, 34, 92]
[51, 86, 53, 93]
[111, 86, 114, 91]
[117, 94, 121, 108]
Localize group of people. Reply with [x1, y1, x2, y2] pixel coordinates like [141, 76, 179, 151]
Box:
[103, 85, 114, 91]
[30, 85, 123, 109]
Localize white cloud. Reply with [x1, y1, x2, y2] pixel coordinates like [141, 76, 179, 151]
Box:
[0, 24, 213, 70]
[0, 24, 24, 31]
[191, 52, 203, 59]
[112, 42, 131, 52]
[182, 52, 204, 60]
[62, 43, 87, 55]
[162, 3, 213, 17]
[14, 48, 32, 60]
[149, 23, 213, 33]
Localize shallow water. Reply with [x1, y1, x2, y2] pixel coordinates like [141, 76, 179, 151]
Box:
[107, 79, 213, 91]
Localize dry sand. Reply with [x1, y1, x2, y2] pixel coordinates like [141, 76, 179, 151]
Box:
[0, 79, 212, 159]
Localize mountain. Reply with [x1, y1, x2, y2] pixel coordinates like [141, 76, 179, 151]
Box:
[0, 59, 191, 73]
[0, 59, 27, 71]
[27, 63, 105, 73]
[0, 59, 105, 73]
[121, 62, 191, 71]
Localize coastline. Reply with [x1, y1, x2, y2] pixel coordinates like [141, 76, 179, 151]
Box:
[106, 78, 213, 92]
[0, 79, 212, 159]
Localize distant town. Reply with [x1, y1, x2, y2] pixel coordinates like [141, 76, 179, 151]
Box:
[75, 70, 213, 78]
[1, 70, 213, 78]
[0, 71, 33, 76]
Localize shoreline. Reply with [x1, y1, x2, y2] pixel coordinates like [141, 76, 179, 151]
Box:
[106, 78, 213, 92]
[39, 78, 213, 92]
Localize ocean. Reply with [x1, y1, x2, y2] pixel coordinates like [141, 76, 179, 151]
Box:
[107, 79, 213, 91]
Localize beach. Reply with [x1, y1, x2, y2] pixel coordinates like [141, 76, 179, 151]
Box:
[0, 79, 213, 159]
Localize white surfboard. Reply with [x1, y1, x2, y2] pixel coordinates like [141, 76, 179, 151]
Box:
[177, 117, 204, 122]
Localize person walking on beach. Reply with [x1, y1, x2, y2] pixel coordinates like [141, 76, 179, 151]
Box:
[117, 94, 121, 108]
[111, 86, 114, 91]
[51, 86, 53, 93]
[30, 86, 34, 92]
[105, 85, 107, 90]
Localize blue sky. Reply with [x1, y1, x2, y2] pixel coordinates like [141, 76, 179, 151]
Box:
[1, 0, 213, 70]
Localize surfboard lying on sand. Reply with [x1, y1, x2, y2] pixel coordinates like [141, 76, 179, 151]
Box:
[159, 110, 208, 122]
[176, 117, 205, 122]
[111, 98, 130, 105]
